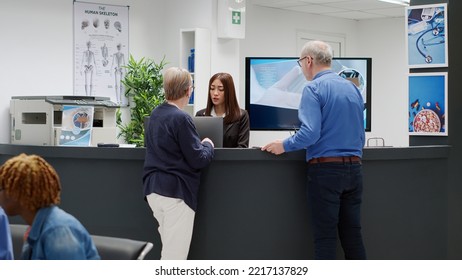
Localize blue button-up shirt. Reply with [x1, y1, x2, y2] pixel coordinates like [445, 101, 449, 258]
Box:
[0, 207, 13, 260]
[22, 206, 100, 260]
[283, 70, 365, 161]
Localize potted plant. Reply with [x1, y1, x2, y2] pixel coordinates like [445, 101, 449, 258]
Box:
[117, 55, 168, 146]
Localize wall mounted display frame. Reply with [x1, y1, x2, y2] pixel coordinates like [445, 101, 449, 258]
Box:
[405, 3, 447, 68]
[408, 72, 447, 136]
[245, 57, 372, 131]
[73, 1, 129, 106]
[59, 105, 94, 146]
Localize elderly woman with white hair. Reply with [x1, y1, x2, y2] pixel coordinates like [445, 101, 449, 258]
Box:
[143, 67, 215, 260]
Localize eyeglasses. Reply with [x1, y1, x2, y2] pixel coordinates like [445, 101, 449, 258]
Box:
[190, 85, 195, 91]
[297, 56, 309, 67]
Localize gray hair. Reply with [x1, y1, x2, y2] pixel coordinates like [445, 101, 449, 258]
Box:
[300, 41, 333, 66]
[163, 67, 192, 101]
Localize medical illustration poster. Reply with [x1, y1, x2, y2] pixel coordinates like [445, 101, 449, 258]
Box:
[59, 105, 95, 146]
[405, 4, 447, 68]
[408, 73, 447, 136]
[73, 1, 129, 105]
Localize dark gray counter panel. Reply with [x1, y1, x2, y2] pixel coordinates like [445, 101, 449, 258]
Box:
[0, 144, 450, 161]
[0, 144, 450, 259]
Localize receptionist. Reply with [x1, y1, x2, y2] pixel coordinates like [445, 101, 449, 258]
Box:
[196, 72, 250, 148]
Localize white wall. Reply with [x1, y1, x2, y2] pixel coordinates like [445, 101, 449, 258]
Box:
[0, 0, 72, 144]
[0, 0, 408, 148]
[357, 17, 408, 147]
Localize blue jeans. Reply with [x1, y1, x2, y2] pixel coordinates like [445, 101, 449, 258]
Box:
[306, 162, 366, 260]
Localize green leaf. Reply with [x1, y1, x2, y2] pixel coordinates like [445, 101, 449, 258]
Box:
[117, 55, 168, 147]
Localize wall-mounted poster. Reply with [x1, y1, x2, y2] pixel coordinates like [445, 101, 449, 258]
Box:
[405, 3, 447, 68]
[408, 73, 447, 136]
[73, 1, 129, 106]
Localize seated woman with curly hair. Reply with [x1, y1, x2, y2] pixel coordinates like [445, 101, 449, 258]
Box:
[0, 154, 100, 260]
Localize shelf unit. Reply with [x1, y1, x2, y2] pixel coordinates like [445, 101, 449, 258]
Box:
[179, 28, 211, 116]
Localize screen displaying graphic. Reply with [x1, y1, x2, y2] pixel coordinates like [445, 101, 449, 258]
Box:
[245, 57, 371, 131]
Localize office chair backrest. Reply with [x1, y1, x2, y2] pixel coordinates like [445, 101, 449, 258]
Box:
[9, 224, 153, 260]
[9, 224, 28, 260]
[91, 234, 153, 260]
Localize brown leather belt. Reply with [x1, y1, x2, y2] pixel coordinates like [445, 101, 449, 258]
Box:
[308, 156, 361, 165]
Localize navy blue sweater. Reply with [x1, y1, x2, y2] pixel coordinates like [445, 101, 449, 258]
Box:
[143, 103, 214, 211]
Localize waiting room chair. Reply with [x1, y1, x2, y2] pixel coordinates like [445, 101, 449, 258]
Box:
[9, 224, 153, 260]
[91, 234, 153, 260]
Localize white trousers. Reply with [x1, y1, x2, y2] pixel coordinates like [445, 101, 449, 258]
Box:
[146, 193, 195, 260]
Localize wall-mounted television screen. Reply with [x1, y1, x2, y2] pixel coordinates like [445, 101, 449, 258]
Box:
[245, 57, 372, 131]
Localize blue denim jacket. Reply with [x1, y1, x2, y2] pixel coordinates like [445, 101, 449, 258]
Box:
[22, 206, 100, 260]
[0, 207, 14, 260]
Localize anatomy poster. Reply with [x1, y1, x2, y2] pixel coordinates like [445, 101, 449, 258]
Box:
[408, 73, 447, 136]
[405, 3, 447, 68]
[73, 1, 129, 105]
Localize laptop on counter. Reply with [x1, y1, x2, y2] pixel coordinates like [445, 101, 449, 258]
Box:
[192, 116, 223, 148]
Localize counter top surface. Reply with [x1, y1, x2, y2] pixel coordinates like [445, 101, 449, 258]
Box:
[0, 144, 451, 161]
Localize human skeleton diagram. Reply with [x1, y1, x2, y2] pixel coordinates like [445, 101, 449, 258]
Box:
[101, 43, 109, 67]
[80, 41, 97, 96]
[111, 43, 126, 104]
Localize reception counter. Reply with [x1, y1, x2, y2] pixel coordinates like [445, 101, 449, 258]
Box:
[0, 144, 450, 259]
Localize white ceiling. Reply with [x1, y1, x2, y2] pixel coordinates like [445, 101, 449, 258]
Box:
[251, 0, 407, 20]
